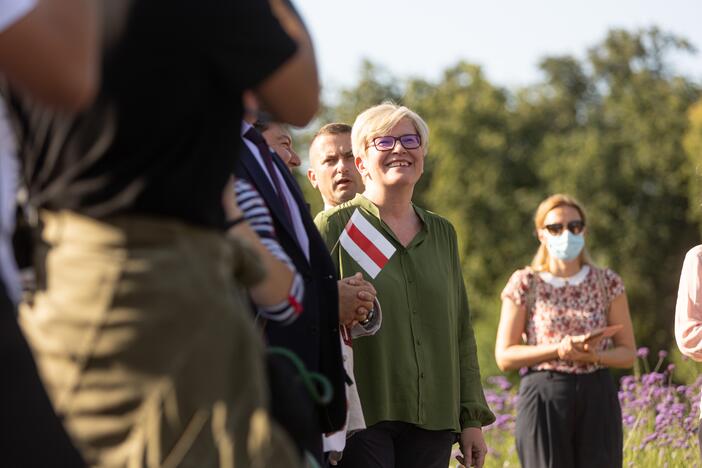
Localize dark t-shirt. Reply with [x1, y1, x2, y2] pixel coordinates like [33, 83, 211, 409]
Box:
[2, 0, 296, 228]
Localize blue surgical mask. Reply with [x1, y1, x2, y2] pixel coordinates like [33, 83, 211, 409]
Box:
[546, 231, 585, 261]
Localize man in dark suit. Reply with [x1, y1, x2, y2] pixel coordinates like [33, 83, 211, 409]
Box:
[234, 95, 375, 463]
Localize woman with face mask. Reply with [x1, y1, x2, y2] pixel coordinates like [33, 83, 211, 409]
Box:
[495, 193, 636, 468]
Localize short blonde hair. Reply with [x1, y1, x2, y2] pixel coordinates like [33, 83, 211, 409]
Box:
[351, 102, 429, 160]
[531, 193, 592, 272]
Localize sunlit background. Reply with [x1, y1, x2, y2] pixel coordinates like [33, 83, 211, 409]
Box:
[292, 3, 702, 465]
[298, 0, 702, 93]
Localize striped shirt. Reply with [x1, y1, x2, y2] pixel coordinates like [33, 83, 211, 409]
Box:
[234, 178, 303, 324]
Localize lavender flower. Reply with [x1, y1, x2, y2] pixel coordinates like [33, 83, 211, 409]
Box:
[480, 348, 700, 467]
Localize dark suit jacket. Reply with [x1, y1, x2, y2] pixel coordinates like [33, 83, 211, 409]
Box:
[233, 143, 346, 433]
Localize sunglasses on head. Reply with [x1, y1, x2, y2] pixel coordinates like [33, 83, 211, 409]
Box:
[370, 134, 421, 151]
[544, 220, 585, 236]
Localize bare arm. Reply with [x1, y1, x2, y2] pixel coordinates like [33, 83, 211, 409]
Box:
[495, 294, 636, 372]
[254, 0, 318, 126]
[0, 0, 100, 109]
[494, 298, 560, 371]
[589, 293, 636, 368]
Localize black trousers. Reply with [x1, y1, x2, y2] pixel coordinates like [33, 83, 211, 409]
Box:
[336, 420, 455, 468]
[0, 280, 84, 467]
[515, 369, 622, 468]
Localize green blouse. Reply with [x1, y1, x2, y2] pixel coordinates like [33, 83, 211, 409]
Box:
[315, 194, 495, 432]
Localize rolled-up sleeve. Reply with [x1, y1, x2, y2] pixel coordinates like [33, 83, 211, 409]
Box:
[675, 246, 702, 361]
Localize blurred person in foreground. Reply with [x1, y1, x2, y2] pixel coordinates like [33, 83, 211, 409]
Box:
[675, 244, 702, 457]
[0, 0, 98, 465]
[1, 0, 318, 465]
[315, 103, 495, 468]
[0, 0, 99, 109]
[496, 193, 636, 468]
[308, 122, 381, 465]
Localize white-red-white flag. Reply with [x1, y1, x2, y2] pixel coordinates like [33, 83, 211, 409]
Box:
[339, 209, 396, 279]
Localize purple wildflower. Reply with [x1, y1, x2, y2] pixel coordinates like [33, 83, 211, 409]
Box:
[487, 376, 513, 392]
[481, 348, 701, 465]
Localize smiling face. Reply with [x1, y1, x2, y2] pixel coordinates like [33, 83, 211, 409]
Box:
[262, 123, 300, 170]
[307, 132, 363, 207]
[356, 117, 425, 190]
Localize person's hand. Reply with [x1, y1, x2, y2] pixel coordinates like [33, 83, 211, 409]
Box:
[580, 334, 604, 353]
[337, 273, 376, 326]
[456, 427, 487, 468]
[558, 335, 597, 362]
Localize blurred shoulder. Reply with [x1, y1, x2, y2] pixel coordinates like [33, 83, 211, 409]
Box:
[677, 245, 702, 280]
[684, 245, 702, 263]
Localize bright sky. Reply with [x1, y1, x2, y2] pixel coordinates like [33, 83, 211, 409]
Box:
[297, 0, 702, 97]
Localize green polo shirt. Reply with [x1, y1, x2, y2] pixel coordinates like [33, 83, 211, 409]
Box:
[315, 194, 495, 432]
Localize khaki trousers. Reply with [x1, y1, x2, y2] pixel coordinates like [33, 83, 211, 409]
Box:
[19, 211, 298, 468]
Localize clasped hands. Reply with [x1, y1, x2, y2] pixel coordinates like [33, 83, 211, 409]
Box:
[557, 333, 602, 363]
[338, 272, 376, 327]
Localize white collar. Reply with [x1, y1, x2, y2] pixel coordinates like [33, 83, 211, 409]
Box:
[240, 120, 253, 136]
[539, 264, 590, 288]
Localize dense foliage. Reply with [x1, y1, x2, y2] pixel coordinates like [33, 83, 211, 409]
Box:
[304, 27, 702, 380]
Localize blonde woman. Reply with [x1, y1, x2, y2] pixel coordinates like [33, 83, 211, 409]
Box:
[495, 194, 636, 468]
[316, 103, 494, 468]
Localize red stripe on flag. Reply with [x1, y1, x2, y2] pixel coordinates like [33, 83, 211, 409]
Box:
[346, 222, 389, 269]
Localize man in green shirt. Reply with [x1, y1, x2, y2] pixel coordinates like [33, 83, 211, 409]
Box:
[308, 122, 381, 464]
[315, 104, 494, 468]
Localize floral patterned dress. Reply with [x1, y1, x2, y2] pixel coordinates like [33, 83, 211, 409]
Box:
[501, 264, 625, 374]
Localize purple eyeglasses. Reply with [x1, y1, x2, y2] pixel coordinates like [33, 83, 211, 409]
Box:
[370, 134, 421, 151]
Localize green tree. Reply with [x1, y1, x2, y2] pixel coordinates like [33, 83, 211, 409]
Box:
[314, 27, 701, 380]
[684, 98, 702, 229]
[534, 28, 699, 351]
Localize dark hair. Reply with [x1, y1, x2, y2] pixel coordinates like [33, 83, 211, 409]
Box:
[253, 120, 271, 132]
